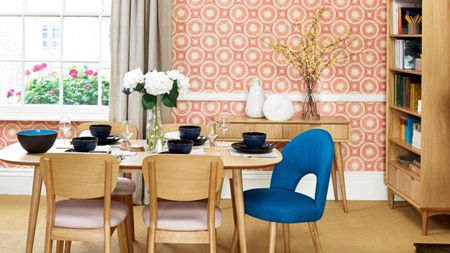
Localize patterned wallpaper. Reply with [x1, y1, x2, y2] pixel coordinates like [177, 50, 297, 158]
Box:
[170, 0, 387, 172]
[0, 0, 387, 172]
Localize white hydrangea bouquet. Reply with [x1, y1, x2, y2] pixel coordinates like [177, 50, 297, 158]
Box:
[122, 68, 190, 152]
[122, 68, 189, 110]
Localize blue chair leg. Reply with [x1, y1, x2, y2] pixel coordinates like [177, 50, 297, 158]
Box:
[283, 224, 290, 253]
[308, 222, 323, 253]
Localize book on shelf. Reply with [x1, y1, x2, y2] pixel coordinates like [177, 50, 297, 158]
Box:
[394, 74, 421, 111]
[412, 122, 421, 149]
[405, 117, 420, 144]
[400, 116, 406, 140]
[392, 0, 422, 34]
[395, 39, 422, 70]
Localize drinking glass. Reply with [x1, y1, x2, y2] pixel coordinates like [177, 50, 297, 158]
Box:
[218, 114, 230, 145]
[59, 116, 71, 145]
[122, 121, 134, 150]
[207, 120, 219, 147]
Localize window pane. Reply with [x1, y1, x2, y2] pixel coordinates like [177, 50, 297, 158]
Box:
[0, 0, 24, 12]
[63, 63, 100, 105]
[100, 64, 110, 106]
[63, 18, 99, 61]
[25, 17, 60, 60]
[24, 62, 60, 104]
[101, 18, 110, 62]
[27, 0, 62, 12]
[0, 17, 23, 59]
[0, 62, 23, 104]
[103, 0, 111, 13]
[65, 0, 101, 12]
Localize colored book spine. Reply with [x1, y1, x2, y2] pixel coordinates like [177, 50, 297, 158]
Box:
[405, 117, 420, 143]
[400, 116, 406, 140]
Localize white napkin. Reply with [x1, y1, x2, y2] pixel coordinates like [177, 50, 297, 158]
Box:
[91, 145, 111, 153]
[79, 130, 93, 137]
[164, 131, 180, 139]
[190, 148, 205, 155]
[228, 147, 278, 158]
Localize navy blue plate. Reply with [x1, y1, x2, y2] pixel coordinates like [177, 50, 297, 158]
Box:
[231, 142, 274, 154]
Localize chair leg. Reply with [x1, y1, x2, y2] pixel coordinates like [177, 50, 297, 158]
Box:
[216, 178, 224, 206]
[117, 221, 130, 253]
[56, 240, 64, 253]
[268, 222, 277, 253]
[63, 241, 71, 253]
[147, 227, 156, 253]
[283, 224, 290, 253]
[44, 221, 52, 253]
[308, 222, 323, 253]
[105, 226, 111, 253]
[231, 227, 239, 253]
[126, 194, 135, 241]
[209, 228, 217, 253]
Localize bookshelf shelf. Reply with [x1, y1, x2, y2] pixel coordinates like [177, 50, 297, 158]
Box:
[389, 34, 422, 38]
[389, 67, 422, 75]
[389, 160, 420, 181]
[389, 105, 421, 117]
[389, 137, 421, 155]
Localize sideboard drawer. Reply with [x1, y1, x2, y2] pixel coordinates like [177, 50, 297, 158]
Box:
[282, 124, 350, 141]
[225, 123, 283, 140]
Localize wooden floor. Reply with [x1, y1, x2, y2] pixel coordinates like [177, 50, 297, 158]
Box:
[0, 196, 449, 253]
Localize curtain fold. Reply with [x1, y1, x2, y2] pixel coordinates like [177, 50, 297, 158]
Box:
[110, 0, 172, 204]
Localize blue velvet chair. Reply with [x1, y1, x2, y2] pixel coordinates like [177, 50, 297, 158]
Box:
[238, 129, 334, 253]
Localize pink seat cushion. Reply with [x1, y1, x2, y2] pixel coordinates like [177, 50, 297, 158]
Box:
[142, 201, 222, 231]
[112, 177, 136, 195]
[55, 199, 128, 229]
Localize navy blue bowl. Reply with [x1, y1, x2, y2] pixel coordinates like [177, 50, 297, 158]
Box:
[168, 139, 193, 154]
[243, 132, 267, 148]
[89, 124, 112, 140]
[72, 137, 98, 152]
[179, 125, 201, 141]
[17, 129, 58, 153]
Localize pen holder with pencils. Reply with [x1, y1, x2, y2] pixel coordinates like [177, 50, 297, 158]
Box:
[408, 23, 421, 34]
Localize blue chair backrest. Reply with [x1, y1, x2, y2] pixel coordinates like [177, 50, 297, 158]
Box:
[270, 129, 334, 214]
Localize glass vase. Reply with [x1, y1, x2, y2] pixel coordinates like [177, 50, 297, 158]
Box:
[302, 80, 320, 120]
[146, 100, 164, 153]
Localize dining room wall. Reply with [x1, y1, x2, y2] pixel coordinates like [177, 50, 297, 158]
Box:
[170, 0, 387, 172]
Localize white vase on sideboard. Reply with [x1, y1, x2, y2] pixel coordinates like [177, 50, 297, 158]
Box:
[245, 78, 265, 118]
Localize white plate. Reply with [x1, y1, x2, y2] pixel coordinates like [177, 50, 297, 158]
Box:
[164, 131, 180, 140]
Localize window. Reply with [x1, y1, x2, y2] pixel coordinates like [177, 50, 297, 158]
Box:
[0, 0, 111, 120]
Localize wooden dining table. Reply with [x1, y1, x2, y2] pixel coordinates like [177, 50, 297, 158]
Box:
[0, 140, 282, 253]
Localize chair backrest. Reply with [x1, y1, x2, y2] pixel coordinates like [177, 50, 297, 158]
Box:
[142, 154, 224, 201]
[270, 129, 334, 213]
[39, 153, 120, 199]
[162, 123, 208, 136]
[77, 121, 138, 139]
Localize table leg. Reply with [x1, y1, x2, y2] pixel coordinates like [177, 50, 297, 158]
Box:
[331, 158, 339, 202]
[334, 142, 348, 213]
[26, 167, 43, 253]
[232, 169, 247, 253]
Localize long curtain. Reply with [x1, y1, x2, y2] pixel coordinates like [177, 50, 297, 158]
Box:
[109, 0, 172, 203]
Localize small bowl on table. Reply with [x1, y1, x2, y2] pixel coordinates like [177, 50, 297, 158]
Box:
[167, 139, 193, 154]
[72, 137, 98, 152]
[179, 125, 201, 141]
[89, 124, 112, 140]
[17, 129, 58, 153]
[243, 132, 267, 148]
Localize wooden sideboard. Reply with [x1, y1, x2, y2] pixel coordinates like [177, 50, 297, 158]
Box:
[217, 115, 351, 212]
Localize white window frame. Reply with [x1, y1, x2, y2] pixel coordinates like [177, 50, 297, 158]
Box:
[0, 0, 111, 121]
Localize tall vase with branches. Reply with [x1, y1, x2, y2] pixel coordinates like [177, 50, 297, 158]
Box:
[260, 7, 359, 120]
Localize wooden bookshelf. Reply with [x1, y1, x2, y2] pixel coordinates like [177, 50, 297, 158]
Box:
[386, 0, 450, 236]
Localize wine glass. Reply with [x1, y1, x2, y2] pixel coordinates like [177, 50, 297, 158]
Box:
[207, 120, 219, 148]
[218, 114, 230, 145]
[122, 121, 134, 150]
[59, 116, 71, 145]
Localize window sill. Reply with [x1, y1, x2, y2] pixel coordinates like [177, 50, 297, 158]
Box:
[0, 104, 109, 121]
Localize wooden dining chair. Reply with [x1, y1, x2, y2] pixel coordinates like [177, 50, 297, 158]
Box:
[39, 153, 130, 253]
[141, 154, 224, 253]
[76, 121, 138, 243]
[162, 122, 224, 204]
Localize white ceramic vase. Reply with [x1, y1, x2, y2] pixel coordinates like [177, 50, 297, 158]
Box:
[245, 78, 265, 118]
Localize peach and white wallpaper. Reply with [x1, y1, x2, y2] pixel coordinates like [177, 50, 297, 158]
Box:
[0, 0, 387, 172]
[170, 0, 387, 172]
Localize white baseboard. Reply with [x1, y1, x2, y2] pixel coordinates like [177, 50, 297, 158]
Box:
[0, 168, 389, 200]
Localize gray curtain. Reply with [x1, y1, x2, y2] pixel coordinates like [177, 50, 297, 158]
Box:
[109, 0, 172, 204]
